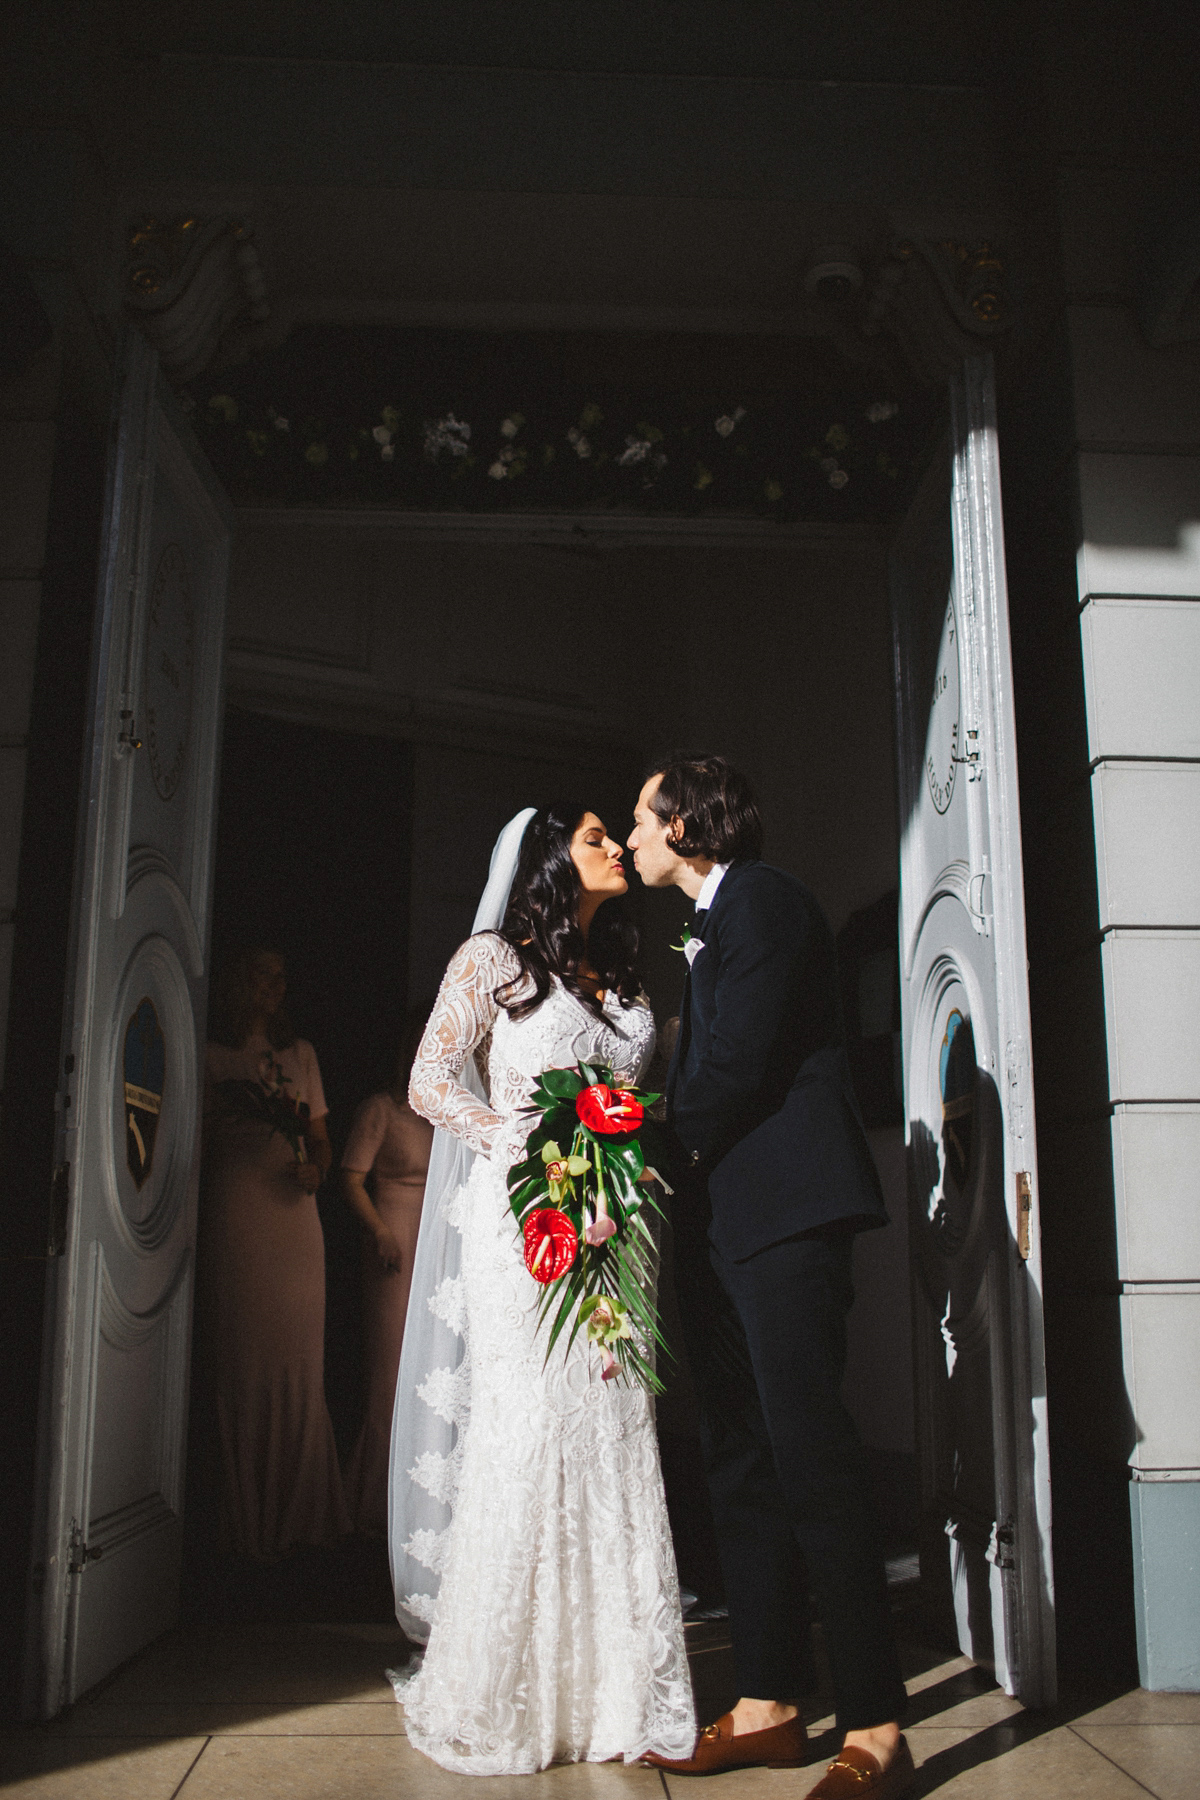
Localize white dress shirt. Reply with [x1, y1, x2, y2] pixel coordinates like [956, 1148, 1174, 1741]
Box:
[683, 863, 730, 965]
[695, 862, 730, 914]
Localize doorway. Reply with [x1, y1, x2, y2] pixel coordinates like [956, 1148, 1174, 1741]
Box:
[184, 711, 414, 1620]
[32, 327, 1052, 1715]
[214, 511, 919, 1624]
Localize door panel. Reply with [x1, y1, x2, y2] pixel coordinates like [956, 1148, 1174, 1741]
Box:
[892, 357, 1055, 1706]
[28, 331, 230, 1715]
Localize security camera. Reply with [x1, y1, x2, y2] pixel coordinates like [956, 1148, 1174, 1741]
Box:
[804, 246, 864, 302]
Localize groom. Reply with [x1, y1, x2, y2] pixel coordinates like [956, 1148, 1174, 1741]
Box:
[629, 754, 913, 1800]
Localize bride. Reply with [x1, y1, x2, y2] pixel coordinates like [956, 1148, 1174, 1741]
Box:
[390, 802, 696, 1776]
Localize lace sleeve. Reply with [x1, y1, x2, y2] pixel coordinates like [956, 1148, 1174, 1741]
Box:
[408, 933, 518, 1155]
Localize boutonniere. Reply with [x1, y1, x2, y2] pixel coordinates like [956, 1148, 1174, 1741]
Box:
[671, 925, 705, 967]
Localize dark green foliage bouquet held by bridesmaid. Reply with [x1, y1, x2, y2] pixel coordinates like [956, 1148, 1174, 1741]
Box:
[507, 1058, 671, 1391]
[213, 1053, 311, 1161]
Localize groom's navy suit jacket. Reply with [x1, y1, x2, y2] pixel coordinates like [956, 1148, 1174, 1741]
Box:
[666, 858, 887, 1263]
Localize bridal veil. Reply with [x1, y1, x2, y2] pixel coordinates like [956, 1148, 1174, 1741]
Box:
[388, 807, 536, 1639]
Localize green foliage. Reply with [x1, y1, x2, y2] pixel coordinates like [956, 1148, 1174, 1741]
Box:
[507, 1060, 673, 1392]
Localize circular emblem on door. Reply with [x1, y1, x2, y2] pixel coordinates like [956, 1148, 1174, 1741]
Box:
[106, 929, 196, 1252]
[123, 996, 165, 1191]
[924, 590, 961, 814]
[939, 1006, 976, 1197]
[145, 542, 194, 802]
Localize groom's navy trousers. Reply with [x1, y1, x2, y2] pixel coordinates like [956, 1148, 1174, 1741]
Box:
[666, 859, 907, 1732]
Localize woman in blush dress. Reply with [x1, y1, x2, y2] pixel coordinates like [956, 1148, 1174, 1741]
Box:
[340, 1011, 434, 1537]
[200, 947, 349, 1560]
[390, 804, 695, 1776]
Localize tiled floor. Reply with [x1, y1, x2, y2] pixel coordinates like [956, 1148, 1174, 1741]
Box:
[2, 1618, 1198, 1799]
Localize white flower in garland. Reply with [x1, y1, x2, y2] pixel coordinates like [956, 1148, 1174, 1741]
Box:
[619, 436, 651, 466]
[423, 414, 472, 461]
[828, 467, 850, 489]
[865, 401, 899, 423]
[566, 426, 592, 459]
[375, 405, 400, 459]
[715, 407, 746, 437]
[488, 443, 527, 480]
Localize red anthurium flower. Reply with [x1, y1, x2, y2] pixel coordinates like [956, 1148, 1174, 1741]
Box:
[523, 1208, 579, 1283]
[575, 1085, 644, 1135]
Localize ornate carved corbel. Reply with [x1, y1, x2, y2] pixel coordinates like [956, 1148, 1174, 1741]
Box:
[125, 217, 271, 384]
[862, 238, 1010, 384]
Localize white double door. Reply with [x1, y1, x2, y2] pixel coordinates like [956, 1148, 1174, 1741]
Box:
[28, 332, 230, 1714]
[892, 357, 1055, 1706]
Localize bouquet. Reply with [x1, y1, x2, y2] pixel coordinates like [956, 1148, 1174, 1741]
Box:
[214, 1054, 310, 1160]
[507, 1060, 671, 1391]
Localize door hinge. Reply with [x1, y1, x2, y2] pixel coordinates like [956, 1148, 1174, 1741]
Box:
[68, 1520, 103, 1577]
[117, 710, 143, 754]
[48, 1163, 70, 1258]
[987, 1518, 1017, 1571]
[951, 728, 983, 778]
[1016, 1171, 1032, 1261]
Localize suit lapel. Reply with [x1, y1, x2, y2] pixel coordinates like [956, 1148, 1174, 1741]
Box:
[667, 960, 691, 1111]
[667, 866, 748, 1111]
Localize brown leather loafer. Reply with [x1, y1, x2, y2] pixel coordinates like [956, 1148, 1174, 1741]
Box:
[642, 1710, 809, 1774]
[807, 1736, 916, 1798]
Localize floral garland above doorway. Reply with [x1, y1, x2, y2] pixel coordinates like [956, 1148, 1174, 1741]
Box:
[181, 324, 941, 520]
[186, 381, 931, 522]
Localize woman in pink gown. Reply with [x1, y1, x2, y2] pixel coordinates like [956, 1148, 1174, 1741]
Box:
[200, 948, 349, 1560]
[341, 1015, 433, 1537]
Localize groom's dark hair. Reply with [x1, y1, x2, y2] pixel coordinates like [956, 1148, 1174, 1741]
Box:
[646, 753, 764, 862]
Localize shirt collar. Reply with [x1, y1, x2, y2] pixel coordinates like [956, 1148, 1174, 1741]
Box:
[695, 862, 730, 914]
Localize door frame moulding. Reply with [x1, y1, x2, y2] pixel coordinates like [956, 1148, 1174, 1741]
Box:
[225, 506, 886, 755]
[231, 505, 883, 549]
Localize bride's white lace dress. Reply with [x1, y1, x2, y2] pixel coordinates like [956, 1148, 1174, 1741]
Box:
[398, 931, 696, 1776]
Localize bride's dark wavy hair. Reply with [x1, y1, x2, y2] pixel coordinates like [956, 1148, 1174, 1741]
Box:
[494, 801, 640, 1022]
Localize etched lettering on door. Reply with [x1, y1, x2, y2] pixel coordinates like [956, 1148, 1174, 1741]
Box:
[925, 591, 961, 815]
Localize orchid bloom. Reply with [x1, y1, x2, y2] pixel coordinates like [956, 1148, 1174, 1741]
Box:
[580, 1294, 632, 1379]
[540, 1140, 588, 1206]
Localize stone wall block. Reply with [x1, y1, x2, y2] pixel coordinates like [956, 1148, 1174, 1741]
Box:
[1069, 307, 1200, 448]
[1077, 453, 1200, 602]
[1121, 1292, 1200, 1470]
[1131, 1480, 1200, 1690]
[1081, 598, 1200, 760]
[1093, 763, 1200, 928]
[1113, 1106, 1200, 1282]
[1101, 931, 1200, 1102]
